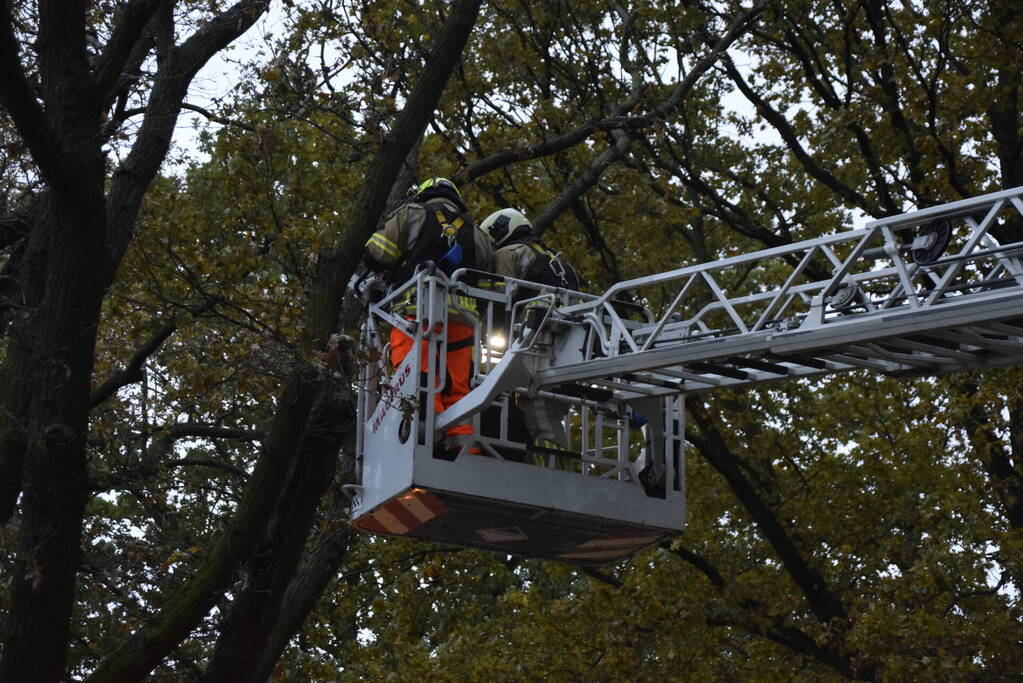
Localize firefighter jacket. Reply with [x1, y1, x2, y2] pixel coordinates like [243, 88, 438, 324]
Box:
[490, 239, 576, 452]
[364, 197, 493, 324]
[493, 242, 537, 280]
[492, 238, 580, 294]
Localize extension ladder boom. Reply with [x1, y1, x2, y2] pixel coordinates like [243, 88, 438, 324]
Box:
[353, 185, 1023, 565]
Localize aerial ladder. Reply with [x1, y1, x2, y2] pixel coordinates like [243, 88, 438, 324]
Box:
[351, 185, 1023, 565]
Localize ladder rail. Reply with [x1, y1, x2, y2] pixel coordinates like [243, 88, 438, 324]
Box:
[359, 185, 1023, 423]
[542, 187, 1023, 377]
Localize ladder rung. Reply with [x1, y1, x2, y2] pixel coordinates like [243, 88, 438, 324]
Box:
[765, 353, 828, 370]
[527, 443, 585, 460]
[727, 356, 791, 375]
[549, 384, 615, 403]
[886, 338, 977, 362]
[621, 373, 685, 390]
[932, 329, 1023, 355]
[904, 334, 961, 350]
[823, 353, 895, 373]
[687, 362, 749, 381]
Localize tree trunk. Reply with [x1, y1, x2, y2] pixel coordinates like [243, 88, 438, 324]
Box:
[1, 194, 108, 682]
[200, 382, 352, 682]
[1, 1, 270, 678]
[251, 494, 356, 681]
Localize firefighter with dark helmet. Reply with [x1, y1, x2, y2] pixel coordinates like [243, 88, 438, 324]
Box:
[361, 178, 493, 458]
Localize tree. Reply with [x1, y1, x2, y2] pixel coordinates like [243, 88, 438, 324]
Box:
[3, 0, 1022, 680]
[0, 1, 273, 679]
[240, 0, 1020, 678]
[0, 0, 482, 680]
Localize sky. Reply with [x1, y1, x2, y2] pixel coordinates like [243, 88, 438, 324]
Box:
[169, 6, 288, 168]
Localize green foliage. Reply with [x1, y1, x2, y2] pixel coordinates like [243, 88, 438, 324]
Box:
[5, 0, 1022, 679]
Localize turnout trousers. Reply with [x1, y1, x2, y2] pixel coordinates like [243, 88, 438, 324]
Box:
[390, 320, 475, 451]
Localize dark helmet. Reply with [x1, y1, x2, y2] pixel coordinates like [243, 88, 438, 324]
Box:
[415, 177, 461, 202]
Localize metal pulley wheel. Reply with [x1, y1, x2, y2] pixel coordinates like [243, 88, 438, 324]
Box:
[828, 283, 859, 311]
[911, 218, 952, 265]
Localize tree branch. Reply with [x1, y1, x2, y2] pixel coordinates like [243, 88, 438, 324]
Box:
[39, 0, 89, 92]
[532, 129, 634, 238]
[663, 541, 860, 677]
[0, 204, 34, 251]
[105, 0, 271, 269]
[91, 0, 163, 104]
[163, 423, 265, 441]
[862, 0, 925, 196]
[251, 490, 355, 681]
[93, 423, 262, 491]
[200, 380, 353, 682]
[87, 364, 323, 683]
[704, 606, 857, 677]
[686, 401, 849, 626]
[716, 50, 883, 217]
[955, 378, 1023, 528]
[661, 542, 726, 589]
[762, 19, 900, 212]
[90, 318, 179, 407]
[531, 0, 769, 236]
[0, 4, 82, 207]
[307, 0, 483, 348]
[179, 102, 257, 132]
[581, 566, 623, 588]
[165, 458, 249, 477]
[569, 198, 620, 282]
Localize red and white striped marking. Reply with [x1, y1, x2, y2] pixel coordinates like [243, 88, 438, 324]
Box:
[559, 533, 664, 562]
[354, 488, 447, 535]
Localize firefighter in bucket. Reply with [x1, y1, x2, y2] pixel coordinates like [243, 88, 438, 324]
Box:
[478, 208, 581, 462]
[358, 178, 493, 459]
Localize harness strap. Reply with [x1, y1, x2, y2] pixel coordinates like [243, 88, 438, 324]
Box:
[435, 209, 464, 242]
[528, 242, 568, 282]
[447, 335, 475, 351]
[528, 242, 554, 258]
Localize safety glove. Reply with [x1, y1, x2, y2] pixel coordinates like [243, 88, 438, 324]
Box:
[349, 266, 388, 305]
